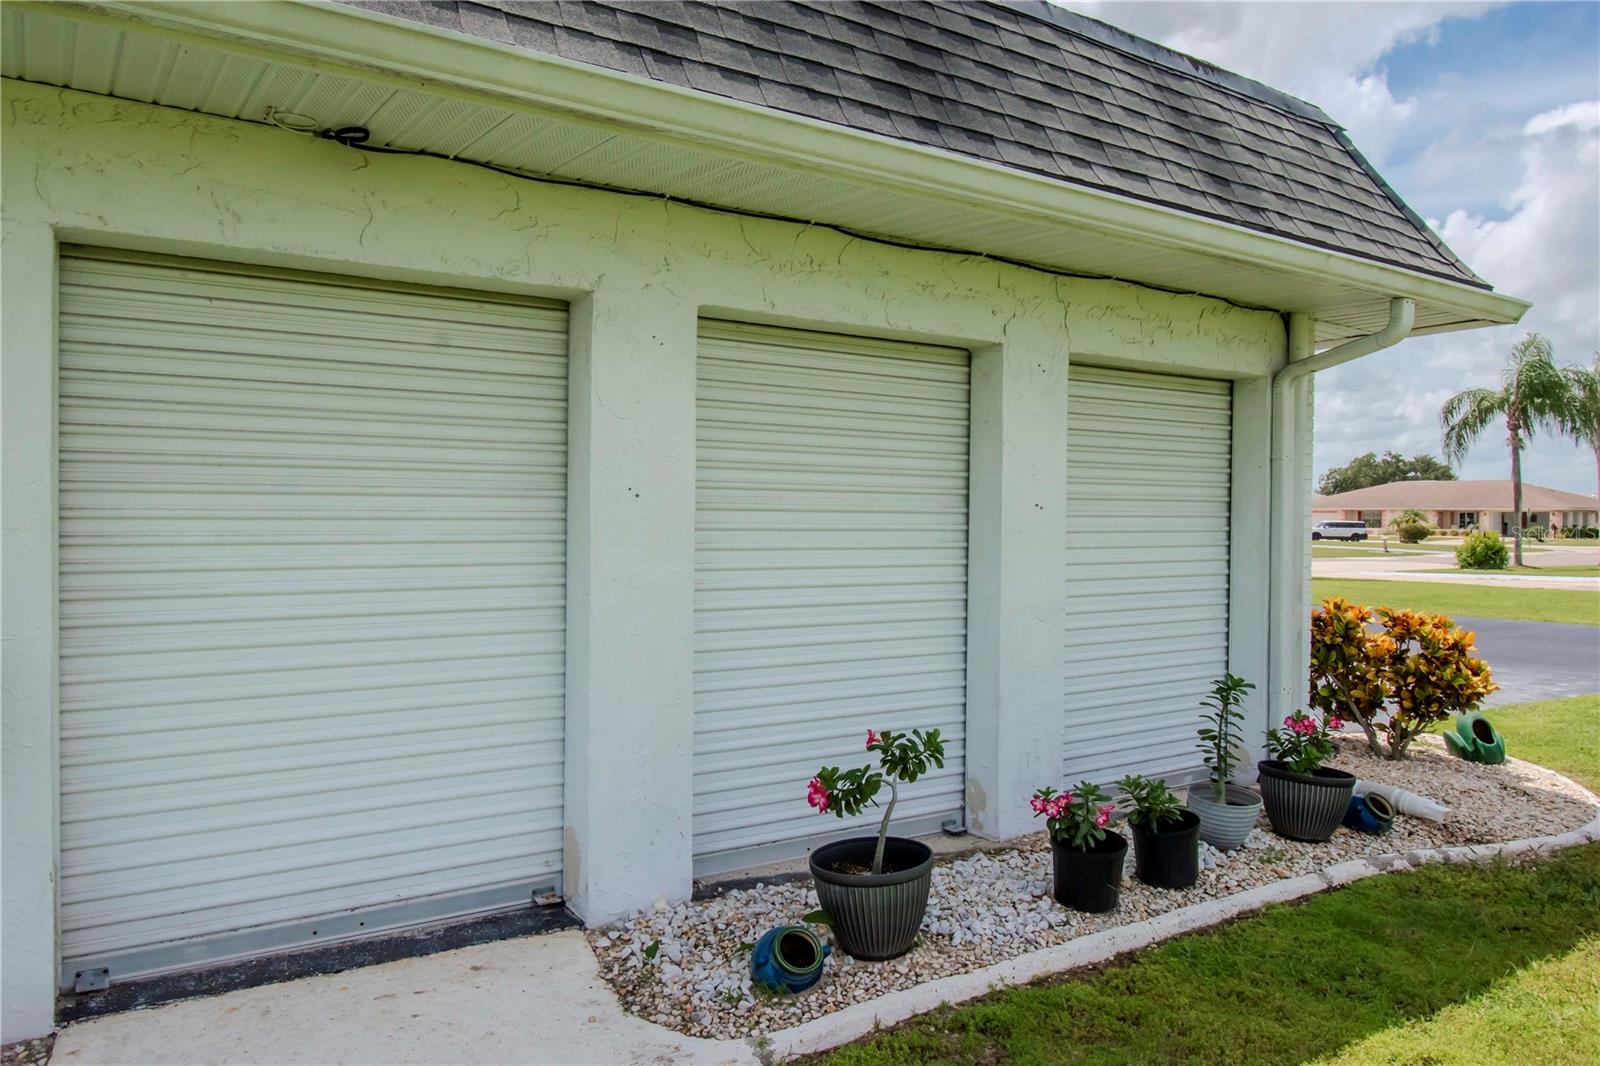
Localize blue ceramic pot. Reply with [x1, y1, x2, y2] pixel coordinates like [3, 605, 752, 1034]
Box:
[750, 924, 829, 994]
[1342, 793, 1395, 835]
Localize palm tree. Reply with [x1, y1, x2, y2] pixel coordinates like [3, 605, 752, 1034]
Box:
[1440, 333, 1571, 566]
[1559, 355, 1599, 528]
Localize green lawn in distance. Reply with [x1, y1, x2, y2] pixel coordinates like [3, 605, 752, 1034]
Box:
[1312, 577, 1599, 626]
[1491, 694, 1600, 792]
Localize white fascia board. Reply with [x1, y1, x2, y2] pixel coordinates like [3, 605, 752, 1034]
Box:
[67, 0, 1530, 328]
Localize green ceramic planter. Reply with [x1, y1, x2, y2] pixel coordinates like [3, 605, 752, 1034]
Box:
[1448, 713, 1506, 764]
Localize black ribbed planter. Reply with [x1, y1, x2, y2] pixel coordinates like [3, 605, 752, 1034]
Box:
[809, 837, 933, 961]
[1130, 810, 1201, 889]
[1050, 832, 1128, 913]
[1257, 761, 1357, 842]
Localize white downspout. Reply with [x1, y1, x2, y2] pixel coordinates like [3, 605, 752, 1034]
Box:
[1272, 297, 1416, 397]
[1265, 297, 1415, 737]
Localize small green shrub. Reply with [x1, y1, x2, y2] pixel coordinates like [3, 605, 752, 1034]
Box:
[1394, 521, 1432, 544]
[1456, 529, 1509, 570]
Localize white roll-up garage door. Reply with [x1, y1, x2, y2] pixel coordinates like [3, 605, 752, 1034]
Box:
[693, 322, 969, 869]
[1063, 366, 1232, 784]
[56, 250, 568, 987]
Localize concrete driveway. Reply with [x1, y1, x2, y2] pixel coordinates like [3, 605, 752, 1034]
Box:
[1314, 542, 1600, 589]
[1456, 615, 1600, 705]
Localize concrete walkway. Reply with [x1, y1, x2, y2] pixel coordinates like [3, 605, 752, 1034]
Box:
[49, 932, 754, 1066]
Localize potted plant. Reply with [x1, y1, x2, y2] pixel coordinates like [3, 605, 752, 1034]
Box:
[1258, 710, 1356, 842]
[1032, 780, 1124, 913]
[805, 727, 944, 960]
[1117, 774, 1200, 889]
[1187, 673, 1264, 850]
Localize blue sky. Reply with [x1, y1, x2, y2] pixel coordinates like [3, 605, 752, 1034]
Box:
[1068, 2, 1600, 495]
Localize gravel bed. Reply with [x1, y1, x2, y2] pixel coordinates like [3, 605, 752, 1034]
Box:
[589, 737, 1596, 1041]
[0, 1036, 53, 1066]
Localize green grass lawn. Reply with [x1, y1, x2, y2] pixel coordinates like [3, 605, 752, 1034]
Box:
[1312, 577, 1599, 626]
[1492, 694, 1600, 792]
[816, 696, 1600, 1066]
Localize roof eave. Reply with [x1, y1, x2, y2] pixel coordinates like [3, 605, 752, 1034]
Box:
[66, 0, 1532, 330]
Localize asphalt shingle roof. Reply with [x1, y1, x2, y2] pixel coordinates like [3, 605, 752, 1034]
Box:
[344, 0, 1487, 288]
[1317, 481, 1600, 512]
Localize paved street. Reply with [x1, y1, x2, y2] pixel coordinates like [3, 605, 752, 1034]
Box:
[1455, 615, 1600, 705]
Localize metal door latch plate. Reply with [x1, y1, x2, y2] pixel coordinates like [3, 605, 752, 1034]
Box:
[73, 968, 110, 994]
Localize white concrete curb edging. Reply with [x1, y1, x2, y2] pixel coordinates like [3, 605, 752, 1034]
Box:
[733, 775, 1600, 1063]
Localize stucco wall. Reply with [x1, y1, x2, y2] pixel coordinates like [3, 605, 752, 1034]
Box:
[2, 79, 1289, 1041]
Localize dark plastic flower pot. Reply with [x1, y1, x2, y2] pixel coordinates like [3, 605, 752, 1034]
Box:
[1258, 760, 1357, 842]
[1050, 832, 1128, 913]
[1130, 809, 1201, 889]
[809, 836, 933, 961]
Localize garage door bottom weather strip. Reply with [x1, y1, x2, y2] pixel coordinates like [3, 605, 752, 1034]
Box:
[54, 903, 578, 1025]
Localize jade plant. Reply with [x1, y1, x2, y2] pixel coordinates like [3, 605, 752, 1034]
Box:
[807, 727, 944, 875]
[1196, 673, 1255, 801]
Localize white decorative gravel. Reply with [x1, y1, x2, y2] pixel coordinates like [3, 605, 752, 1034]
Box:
[589, 737, 1596, 1041]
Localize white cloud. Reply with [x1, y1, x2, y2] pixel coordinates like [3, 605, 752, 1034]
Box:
[1065, 1, 1496, 164]
[1318, 97, 1600, 492]
[1065, 2, 1599, 495]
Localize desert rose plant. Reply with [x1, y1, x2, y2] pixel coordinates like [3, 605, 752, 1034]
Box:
[1031, 780, 1118, 849]
[1265, 710, 1342, 774]
[807, 727, 944, 875]
[1310, 598, 1497, 760]
[1116, 774, 1183, 827]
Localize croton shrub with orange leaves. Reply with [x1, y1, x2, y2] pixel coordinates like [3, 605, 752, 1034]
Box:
[1309, 598, 1497, 760]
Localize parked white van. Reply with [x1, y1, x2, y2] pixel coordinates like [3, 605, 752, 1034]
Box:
[1312, 520, 1369, 541]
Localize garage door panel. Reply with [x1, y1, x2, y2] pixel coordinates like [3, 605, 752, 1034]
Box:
[694, 322, 969, 866]
[57, 251, 568, 986]
[1064, 366, 1231, 785]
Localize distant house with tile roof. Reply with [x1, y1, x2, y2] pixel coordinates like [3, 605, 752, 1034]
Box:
[1316, 480, 1599, 533]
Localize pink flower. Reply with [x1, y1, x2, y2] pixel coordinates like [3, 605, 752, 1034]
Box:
[1328, 716, 1345, 730]
[1095, 804, 1115, 828]
[806, 777, 830, 814]
[1283, 715, 1298, 730]
[1030, 795, 1049, 815]
[1046, 795, 1070, 819]
[865, 729, 882, 749]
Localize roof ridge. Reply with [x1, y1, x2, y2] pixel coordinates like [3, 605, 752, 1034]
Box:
[996, 1, 1334, 127]
[996, 1, 1488, 288]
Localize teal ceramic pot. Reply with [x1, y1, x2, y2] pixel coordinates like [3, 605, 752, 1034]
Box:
[749, 924, 829, 994]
